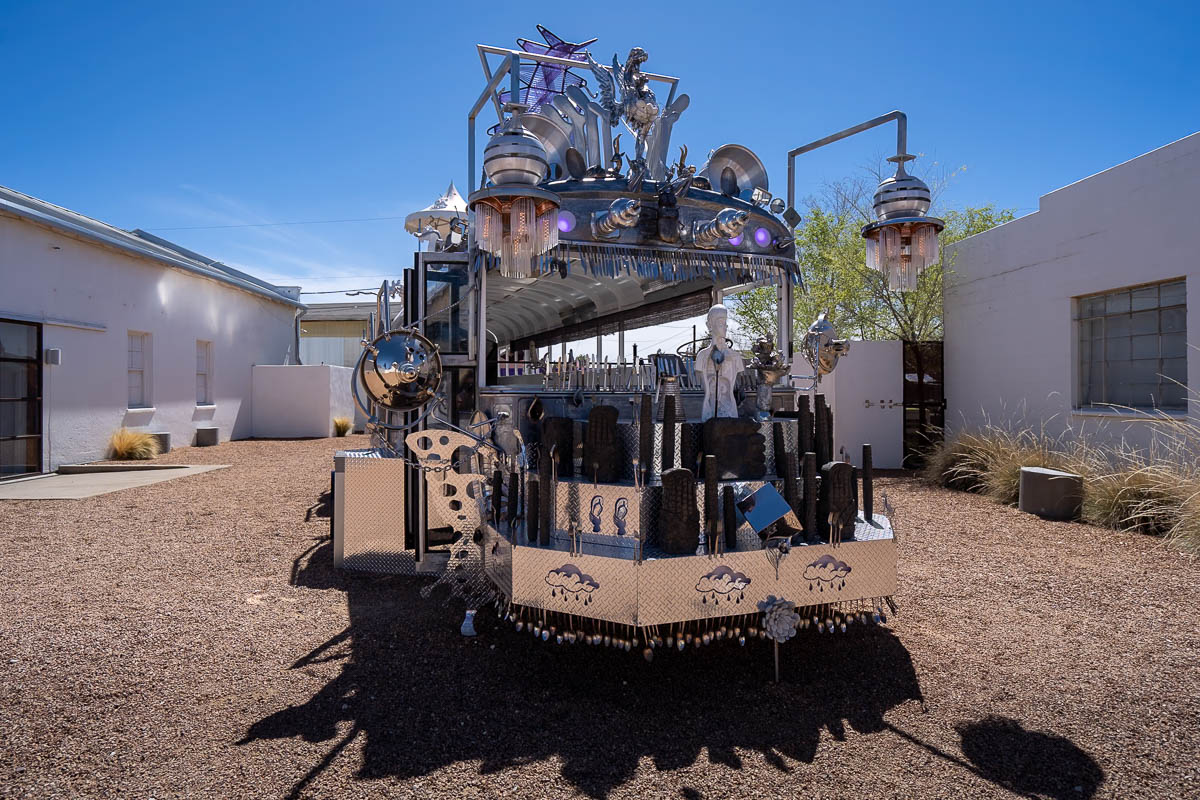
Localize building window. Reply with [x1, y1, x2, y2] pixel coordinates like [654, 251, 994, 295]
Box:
[1077, 279, 1187, 411]
[196, 340, 212, 405]
[127, 331, 151, 409]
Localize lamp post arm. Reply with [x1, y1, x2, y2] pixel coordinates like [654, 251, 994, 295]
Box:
[785, 110, 908, 230]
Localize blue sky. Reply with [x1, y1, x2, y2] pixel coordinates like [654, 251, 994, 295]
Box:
[3, 1, 1198, 353]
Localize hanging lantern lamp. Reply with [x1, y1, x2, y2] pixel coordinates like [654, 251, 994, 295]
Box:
[861, 155, 943, 291]
[469, 103, 559, 278]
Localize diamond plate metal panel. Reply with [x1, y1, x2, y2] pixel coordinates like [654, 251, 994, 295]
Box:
[341, 454, 418, 574]
[554, 480, 652, 540]
[503, 514, 897, 628]
[511, 546, 639, 625]
[481, 524, 513, 598]
[637, 530, 896, 627]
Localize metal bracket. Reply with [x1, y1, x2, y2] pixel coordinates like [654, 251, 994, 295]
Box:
[863, 399, 900, 409]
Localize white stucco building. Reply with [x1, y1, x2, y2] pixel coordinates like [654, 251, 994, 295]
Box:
[945, 132, 1198, 450]
[0, 185, 305, 476]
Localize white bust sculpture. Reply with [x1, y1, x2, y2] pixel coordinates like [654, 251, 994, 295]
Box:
[694, 304, 744, 421]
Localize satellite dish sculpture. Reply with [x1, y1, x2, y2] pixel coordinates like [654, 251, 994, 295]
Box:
[333, 27, 941, 678]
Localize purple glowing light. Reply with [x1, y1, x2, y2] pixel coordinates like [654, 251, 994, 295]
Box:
[727, 234, 743, 247]
[558, 210, 576, 233]
[753, 227, 771, 247]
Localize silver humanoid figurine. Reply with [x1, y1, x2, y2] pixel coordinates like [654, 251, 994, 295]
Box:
[750, 337, 790, 416]
[694, 304, 744, 421]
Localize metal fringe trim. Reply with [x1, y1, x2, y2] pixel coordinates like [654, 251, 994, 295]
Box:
[472, 243, 801, 288]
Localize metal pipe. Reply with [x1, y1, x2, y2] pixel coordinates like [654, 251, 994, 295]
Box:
[477, 46, 505, 121]
[785, 110, 908, 231]
[476, 264, 488, 391]
[509, 52, 520, 113]
[467, 58, 514, 194]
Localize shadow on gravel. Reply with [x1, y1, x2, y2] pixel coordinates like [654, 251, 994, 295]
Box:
[303, 490, 332, 522]
[243, 542, 932, 799]
[957, 716, 1105, 800]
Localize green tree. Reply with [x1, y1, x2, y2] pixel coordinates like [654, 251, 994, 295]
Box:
[729, 168, 1014, 345]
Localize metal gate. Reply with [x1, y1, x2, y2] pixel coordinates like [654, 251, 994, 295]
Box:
[0, 319, 42, 479]
[902, 340, 945, 468]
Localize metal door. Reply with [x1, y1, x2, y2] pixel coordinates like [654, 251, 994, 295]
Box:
[0, 319, 42, 478]
[902, 340, 945, 467]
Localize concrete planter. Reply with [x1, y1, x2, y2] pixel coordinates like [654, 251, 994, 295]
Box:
[1018, 466, 1083, 521]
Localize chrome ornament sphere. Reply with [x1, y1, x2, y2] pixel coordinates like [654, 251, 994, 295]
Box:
[483, 109, 550, 187]
[359, 328, 442, 413]
[872, 161, 931, 220]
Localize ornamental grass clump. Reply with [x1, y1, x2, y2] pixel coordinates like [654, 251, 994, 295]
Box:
[108, 428, 160, 460]
[332, 416, 353, 437]
[922, 420, 1086, 504]
[924, 383, 1200, 555]
[1081, 451, 1182, 536]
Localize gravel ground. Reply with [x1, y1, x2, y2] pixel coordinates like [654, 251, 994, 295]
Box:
[1, 436, 1197, 800]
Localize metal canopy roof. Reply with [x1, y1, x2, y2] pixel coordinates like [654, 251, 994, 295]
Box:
[483, 265, 754, 347]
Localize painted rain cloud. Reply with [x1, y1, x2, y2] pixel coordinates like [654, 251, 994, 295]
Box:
[546, 563, 600, 605]
[695, 565, 751, 606]
[804, 554, 851, 591]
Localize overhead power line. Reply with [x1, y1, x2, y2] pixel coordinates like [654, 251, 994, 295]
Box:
[145, 215, 409, 232]
[299, 288, 380, 296]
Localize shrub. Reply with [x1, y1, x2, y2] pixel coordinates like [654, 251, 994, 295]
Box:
[108, 428, 160, 460]
[333, 416, 353, 437]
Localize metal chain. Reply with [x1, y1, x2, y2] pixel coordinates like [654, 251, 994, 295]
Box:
[367, 422, 494, 475]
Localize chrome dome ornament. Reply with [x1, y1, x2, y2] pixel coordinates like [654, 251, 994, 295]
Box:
[483, 104, 550, 186]
[872, 156, 931, 219]
[358, 328, 443, 413]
